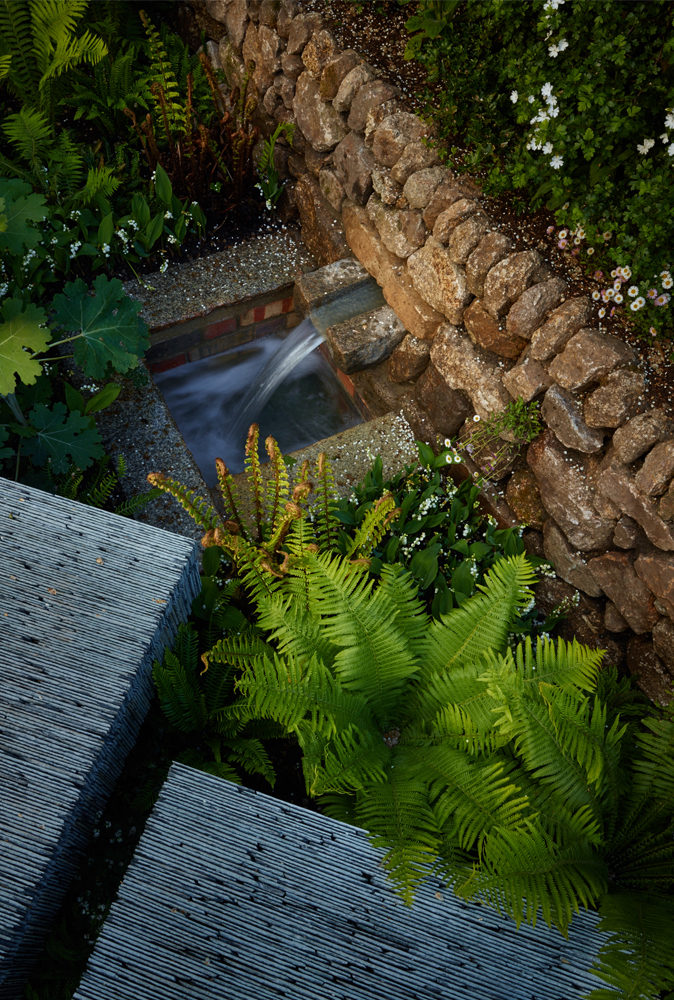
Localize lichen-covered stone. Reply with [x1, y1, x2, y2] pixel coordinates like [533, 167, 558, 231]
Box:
[218, 37, 247, 90]
[634, 550, 674, 619]
[635, 439, 674, 497]
[548, 329, 634, 391]
[502, 357, 552, 402]
[381, 265, 444, 341]
[391, 140, 440, 185]
[318, 167, 345, 211]
[415, 360, 472, 436]
[342, 199, 400, 287]
[333, 62, 375, 113]
[527, 431, 616, 551]
[372, 112, 428, 168]
[365, 195, 425, 258]
[543, 520, 603, 596]
[293, 72, 347, 152]
[626, 636, 672, 705]
[598, 465, 674, 551]
[319, 49, 361, 100]
[432, 198, 479, 243]
[347, 79, 399, 133]
[325, 304, 406, 373]
[302, 29, 336, 79]
[402, 166, 447, 210]
[613, 515, 642, 549]
[612, 408, 673, 464]
[407, 238, 472, 325]
[292, 173, 350, 264]
[371, 166, 403, 206]
[448, 214, 490, 265]
[287, 12, 321, 54]
[281, 51, 304, 79]
[505, 277, 567, 340]
[653, 618, 674, 674]
[332, 132, 375, 205]
[584, 370, 646, 429]
[587, 551, 658, 633]
[541, 385, 605, 454]
[388, 334, 430, 383]
[430, 324, 511, 419]
[528, 296, 591, 361]
[464, 231, 514, 299]
[482, 251, 549, 319]
[463, 299, 526, 360]
[505, 468, 546, 530]
[422, 177, 481, 229]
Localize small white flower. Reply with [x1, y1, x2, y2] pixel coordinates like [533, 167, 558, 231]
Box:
[557, 38, 568, 51]
[627, 285, 639, 297]
[592, 290, 601, 301]
[661, 132, 670, 144]
[668, 143, 674, 157]
[550, 155, 564, 169]
[160, 260, 169, 273]
[101, 243, 110, 255]
[510, 90, 518, 103]
[662, 275, 673, 289]
[637, 138, 655, 155]
[630, 297, 645, 311]
[614, 292, 624, 304]
[164, 210, 173, 220]
[665, 110, 674, 129]
[622, 265, 632, 279]
[528, 95, 535, 104]
[548, 43, 559, 57]
[473, 414, 481, 423]
[543, 142, 553, 155]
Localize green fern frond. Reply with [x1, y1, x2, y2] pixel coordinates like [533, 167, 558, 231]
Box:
[306, 724, 389, 796]
[139, 8, 186, 137]
[244, 423, 265, 540]
[457, 820, 608, 932]
[227, 736, 276, 787]
[355, 767, 442, 904]
[419, 554, 536, 679]
[345, 492, 398, 558]
[147, 471, 221, 534]
[418, 745, 527, 853]
[0, 53, 11, 81]
[312, 451, 339, 550]
[589, 892, 674, 1000]
[2, 108, 54, 164]
[78, 165, 121, 205]
[264, 434, 291, 533]
[0, 0, 38, 101]
[153, 624, 207, 733]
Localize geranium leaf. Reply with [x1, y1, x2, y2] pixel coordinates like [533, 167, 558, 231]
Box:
[23, 402, 103, 474]
[0, 178, 48, 254]
[51, 275, 149, 378]
[0, 424, 15, 461]
[0, 299, 51, 395]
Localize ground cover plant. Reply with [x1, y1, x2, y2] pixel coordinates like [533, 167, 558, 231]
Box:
[403, 0, 674, 344]
[151, 429, 674, 1000]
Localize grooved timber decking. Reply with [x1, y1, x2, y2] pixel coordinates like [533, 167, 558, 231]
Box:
[75, 764, 610, 1000]
[0, 478, 200, 996]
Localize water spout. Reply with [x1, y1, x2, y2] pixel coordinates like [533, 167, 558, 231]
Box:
[231, 277, 385, 441]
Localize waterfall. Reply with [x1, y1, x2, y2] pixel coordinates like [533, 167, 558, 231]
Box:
[230, 317, 324, 443]
[230, 277, 385, 443]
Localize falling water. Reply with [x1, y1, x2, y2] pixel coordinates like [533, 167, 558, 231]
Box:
[230, 317, 323, 444]
[231, 277, 385, 441]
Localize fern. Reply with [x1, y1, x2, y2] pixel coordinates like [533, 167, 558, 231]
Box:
[139, 9, 186, 138]
[589, 893, 674, 1000]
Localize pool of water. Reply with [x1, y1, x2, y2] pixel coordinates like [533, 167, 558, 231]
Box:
[154, 332, 365, 484]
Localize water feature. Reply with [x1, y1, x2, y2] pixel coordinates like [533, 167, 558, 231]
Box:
[154, 328, 364, 484]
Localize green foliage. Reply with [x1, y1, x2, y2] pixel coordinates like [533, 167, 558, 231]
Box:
[456, 398, 543, 480]
[256, 121, 295, 208]
[404, 0, 674, 338]
[21, 400, 103, 474]
[0, 299, 50, 395]
[0, 0, 108, 121]
[50, 275, 149, 378]
[331, 440, 553, 624]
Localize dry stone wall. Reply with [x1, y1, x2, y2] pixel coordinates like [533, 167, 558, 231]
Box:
[195, 0, 674, 702]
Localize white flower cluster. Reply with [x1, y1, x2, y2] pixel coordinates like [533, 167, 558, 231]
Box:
[521, 82, 564, 169]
